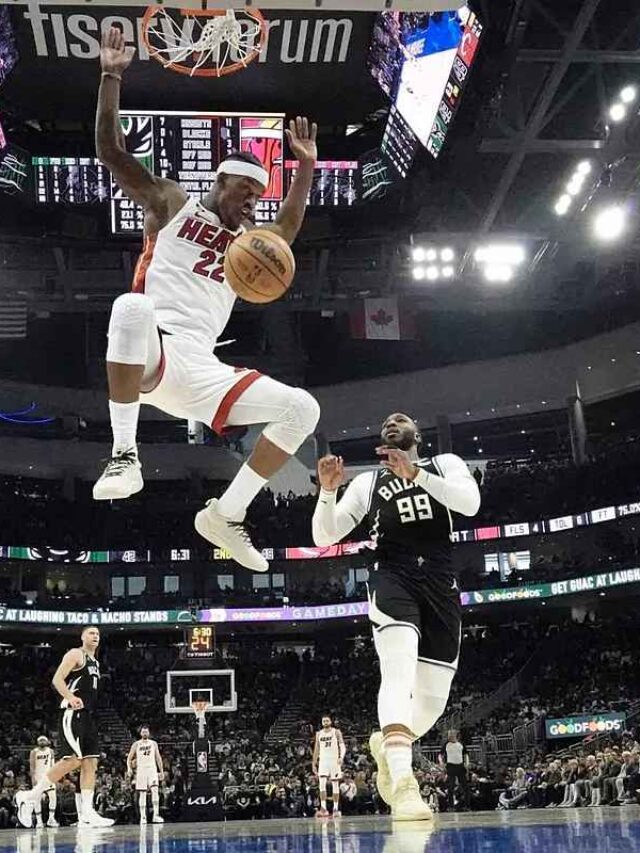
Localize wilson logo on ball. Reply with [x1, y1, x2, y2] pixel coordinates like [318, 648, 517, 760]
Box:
[249, 236, 287, 276]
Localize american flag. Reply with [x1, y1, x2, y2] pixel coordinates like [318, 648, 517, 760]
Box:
[0, 301, 27, 339]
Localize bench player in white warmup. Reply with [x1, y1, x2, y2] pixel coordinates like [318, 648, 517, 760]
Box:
[92, 28, 320, 572]
[312, 716, 345, 818]
[313, 413, 480, 821]
[127, 726, 164, 824]
[28, 737, 58, 828]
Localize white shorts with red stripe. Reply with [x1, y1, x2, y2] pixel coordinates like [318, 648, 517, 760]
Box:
[141, 332, 261, 435]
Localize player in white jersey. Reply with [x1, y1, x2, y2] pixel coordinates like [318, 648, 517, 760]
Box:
[127, 726, 164, 825]
[92, 27, 320, 573]
[29, 737, 58, 828]
[312, 716, 346, 818]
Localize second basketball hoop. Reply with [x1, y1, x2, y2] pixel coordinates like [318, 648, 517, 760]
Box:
[142, 6, 267, 78]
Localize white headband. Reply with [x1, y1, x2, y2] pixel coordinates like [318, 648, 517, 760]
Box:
[217, 159, 269, 189]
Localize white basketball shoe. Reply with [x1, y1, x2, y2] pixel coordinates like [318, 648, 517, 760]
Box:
[369, 731, 393, 806]
[15, 791, 36, 829]
[391, 776, 434, 822]
[93, 449, 143, 501]
[152, 813, 164, 824]
[194, 499, 268, 572]
[80, 807, 115, 828]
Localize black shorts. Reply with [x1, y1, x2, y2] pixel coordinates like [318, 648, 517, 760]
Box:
[59, 709, 100, 760]
[367, 565, 461, 669]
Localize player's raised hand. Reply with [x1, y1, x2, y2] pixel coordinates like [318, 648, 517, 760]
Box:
[318, 455, 344, 492]
[100, 26, 136, 76]
[376, 446, 418, 481]
[285, 116, 318, 163]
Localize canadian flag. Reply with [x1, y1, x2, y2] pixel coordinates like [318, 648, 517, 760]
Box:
[349, 297, 415, 341]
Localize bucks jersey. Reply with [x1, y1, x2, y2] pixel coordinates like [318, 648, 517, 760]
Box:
[60, 651, 100, 712]
[367, 459, 454, 567]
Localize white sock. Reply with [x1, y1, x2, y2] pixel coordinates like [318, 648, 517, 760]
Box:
[75, 793, 82, 818]
[81, 790, 94, 815]
[139, 791, 147, 816]
[383, 732, 414, 788]
[109, 399, 140, 455]
[151, 789, 159, 814]
[216, 464, 267, 521]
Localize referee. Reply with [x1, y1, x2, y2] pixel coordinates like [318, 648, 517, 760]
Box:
[439, 730, 470, 811]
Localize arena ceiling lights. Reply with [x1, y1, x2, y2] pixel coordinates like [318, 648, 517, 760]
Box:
[411, 246, 457, 283]
[473, 244, 526, 284]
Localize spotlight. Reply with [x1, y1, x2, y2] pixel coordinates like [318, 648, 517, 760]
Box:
[609, 103, 626, 122]
[484, 264, 514, 283]
[413, 266, 425, 280]
[442, 265, 455, 278]
[566, 174, 585, 196]
[620, 85, 637, 104]
[425, 249, 438, 262]
[593, 204, 627, 242]
[412, 247, 426, 263]
[576, 160, 592, 175]
[475, 245, 526, 265]
[426, 266, 440, 281]
[554, 195, 571, 216]
[441, 247, 455, 262]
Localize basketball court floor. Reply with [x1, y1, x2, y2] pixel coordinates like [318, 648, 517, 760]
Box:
[5, 808, 640, 853]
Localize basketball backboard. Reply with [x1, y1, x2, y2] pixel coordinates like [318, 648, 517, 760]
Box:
[165, 669, 238, 715]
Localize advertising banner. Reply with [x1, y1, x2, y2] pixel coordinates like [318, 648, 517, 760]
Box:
[0, 569, 639, 630]
[5, 6, 382, 123]
[545, 713, 627, 739]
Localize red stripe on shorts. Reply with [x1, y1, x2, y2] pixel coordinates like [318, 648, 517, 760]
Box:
[211, 370, 262, 436]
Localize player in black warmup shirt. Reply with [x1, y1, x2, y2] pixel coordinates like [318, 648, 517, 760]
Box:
[313, 412, 480, 821]
[16, 626, 114, 828]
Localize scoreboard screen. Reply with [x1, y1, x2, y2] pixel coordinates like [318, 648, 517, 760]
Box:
[33, 157, 109, 205]
[284, 160, 359, 207]
[185, 626, 215, 660]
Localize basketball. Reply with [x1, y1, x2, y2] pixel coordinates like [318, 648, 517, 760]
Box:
[224, 229, 296, 304]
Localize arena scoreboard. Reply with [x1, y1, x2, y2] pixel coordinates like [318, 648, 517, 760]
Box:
[184, 625, 215, 660]
[33, 111, 362, 232]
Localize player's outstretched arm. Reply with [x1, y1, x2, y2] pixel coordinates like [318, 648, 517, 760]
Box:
[29, 748, 37, 784]
[266, 117, 317, 245]
[312, 457, 370, 546]
[96, 27, 186, 216]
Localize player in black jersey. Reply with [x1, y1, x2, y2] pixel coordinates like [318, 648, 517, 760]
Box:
[16, 627, 114, 828]
[312, 412, 480, 821]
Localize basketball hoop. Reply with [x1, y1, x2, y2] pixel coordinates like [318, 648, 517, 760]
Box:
[142, 7, 267, 78]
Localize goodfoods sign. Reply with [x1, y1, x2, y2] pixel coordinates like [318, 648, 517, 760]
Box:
[545, 713, 626, 739]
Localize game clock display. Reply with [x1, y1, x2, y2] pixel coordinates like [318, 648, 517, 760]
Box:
[185, 626, 215, 659]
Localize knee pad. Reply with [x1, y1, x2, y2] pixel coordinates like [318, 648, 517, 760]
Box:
[411, 662, 456, 740]
[106, 292, 156, 365]
[373, 624, 419, 731]
[263, 386, 320, 455]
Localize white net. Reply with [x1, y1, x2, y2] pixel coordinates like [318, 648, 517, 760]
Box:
[144, 8, 264, 77]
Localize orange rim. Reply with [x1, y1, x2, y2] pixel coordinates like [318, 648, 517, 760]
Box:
[142, 5, 267, 79]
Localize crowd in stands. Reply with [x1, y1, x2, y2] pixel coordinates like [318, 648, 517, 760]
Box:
[0, 612, 638, 827]
[2, 431, 640, 552]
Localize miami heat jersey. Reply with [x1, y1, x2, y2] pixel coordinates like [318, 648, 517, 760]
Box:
[134, 739, 157, 770]
[316, 728, 343, 762]
[132, 197, 244, 348]
[33, 747, 54, 781]
[60, 651, 100, 712]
